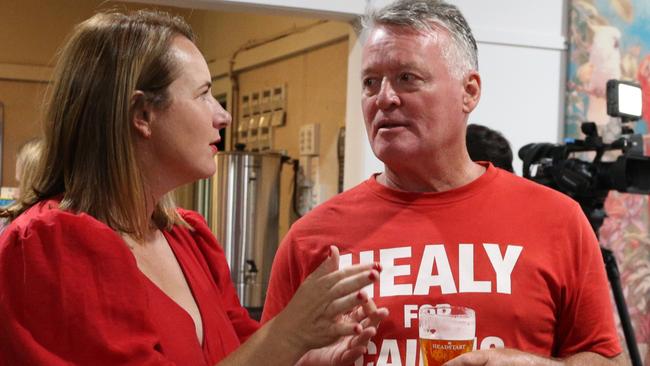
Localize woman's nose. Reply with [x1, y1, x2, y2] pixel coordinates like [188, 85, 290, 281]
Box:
[213, 99, 232, 128]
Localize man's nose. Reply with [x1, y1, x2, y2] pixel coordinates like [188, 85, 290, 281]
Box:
[376, 78, 401, 109]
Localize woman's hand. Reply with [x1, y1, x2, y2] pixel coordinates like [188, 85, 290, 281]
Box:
[272, 246, 383, 355]
[297, 298, 389, 366]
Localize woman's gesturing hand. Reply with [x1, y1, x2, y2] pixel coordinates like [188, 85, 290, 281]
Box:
[297, 296, 390, 366]
[273, 246, 384, 354]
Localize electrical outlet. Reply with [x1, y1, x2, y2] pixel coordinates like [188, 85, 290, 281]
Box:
[299, 123, 320, 156]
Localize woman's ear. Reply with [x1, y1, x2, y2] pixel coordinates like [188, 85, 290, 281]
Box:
[462, 71, 481, 113]
[131, 90, 153, 139]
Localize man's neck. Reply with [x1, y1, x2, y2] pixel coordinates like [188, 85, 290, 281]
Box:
[377, 160, 486, 193]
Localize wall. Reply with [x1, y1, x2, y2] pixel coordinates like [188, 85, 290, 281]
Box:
[235, 40, 348, 238]
[0, 0, 92, 187]
[455, 0, 568, 174]
[192, 9, 351, 240]
[0, 0, 195, 188]
[124, 0, 366, 19]
[188, 12, 326, 64]
[0, 81, 45, 184]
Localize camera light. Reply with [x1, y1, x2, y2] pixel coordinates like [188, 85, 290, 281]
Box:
[617, 83, 642, 118]
[607, 79, 643, 120]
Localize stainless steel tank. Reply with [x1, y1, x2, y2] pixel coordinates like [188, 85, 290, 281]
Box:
[213, 151, 283, 308]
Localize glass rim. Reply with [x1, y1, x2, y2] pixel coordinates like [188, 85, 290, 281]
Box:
[419, 304, 475, 318]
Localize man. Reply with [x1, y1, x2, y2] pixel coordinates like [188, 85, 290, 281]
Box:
[263, 1, 623, 365]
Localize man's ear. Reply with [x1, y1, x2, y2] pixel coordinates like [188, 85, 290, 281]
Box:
[131, 90, 153, 139]
[462, 71, 481, 113]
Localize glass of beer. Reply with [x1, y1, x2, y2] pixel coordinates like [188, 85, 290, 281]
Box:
[419, 304, 475, 366]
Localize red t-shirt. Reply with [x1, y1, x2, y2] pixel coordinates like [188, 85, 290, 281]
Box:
[262, 163, 621, 365]
[0, 200, 259, 365]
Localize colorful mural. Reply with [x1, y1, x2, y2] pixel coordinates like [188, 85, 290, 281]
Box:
[566, 0, 650, 363]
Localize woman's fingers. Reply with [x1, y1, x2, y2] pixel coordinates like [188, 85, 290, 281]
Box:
[308, 245, 341, 279]
[329, 319, 363, 338]
[361, 301, 389, 329]
[324, 262, 382, 301]
[336, 327, 377, 364]
[324, 268, 380, 317]
[320, 262, 376, 289]
[282, 247, 388, 350]
[338, 345, 369, 364]
[348, 326, 377, 348]
[325, 291, 367, 319]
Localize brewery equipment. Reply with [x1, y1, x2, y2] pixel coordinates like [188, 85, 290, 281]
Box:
[213, 150, 283, 309]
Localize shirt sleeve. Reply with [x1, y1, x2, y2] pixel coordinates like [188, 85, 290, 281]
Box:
[0, 211, 175, 365]
[260, 230, 304, 324]
[179, 210, 260, 343]
[553, 204, 622, 358]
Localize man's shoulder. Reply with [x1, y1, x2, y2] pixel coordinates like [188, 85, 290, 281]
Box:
[290, 180, 374, 228]
[495, 170, 580, 208]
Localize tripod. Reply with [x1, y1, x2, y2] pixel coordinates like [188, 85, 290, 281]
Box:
[579, 195, 643, 366]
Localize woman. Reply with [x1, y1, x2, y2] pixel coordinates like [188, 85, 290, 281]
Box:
[0, 10, 386, 365]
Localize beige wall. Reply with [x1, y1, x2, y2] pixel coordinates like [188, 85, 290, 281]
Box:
[0, 81, 47, 184]
[235, 39, 348, 239]
[193, 10, 350, 239]
[189, 12, 325, 65]
[0, 0, 194, 187]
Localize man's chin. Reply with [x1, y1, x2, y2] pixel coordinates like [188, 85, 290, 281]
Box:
[372, 144, 417, 166]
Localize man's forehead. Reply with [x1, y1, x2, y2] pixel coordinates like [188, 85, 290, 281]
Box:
[365, 22, 446, 43]
[362, 25, 443, 64]
[362, 24, 445, 56]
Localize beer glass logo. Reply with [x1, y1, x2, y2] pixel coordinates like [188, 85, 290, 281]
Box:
[418, 304, 475, 366]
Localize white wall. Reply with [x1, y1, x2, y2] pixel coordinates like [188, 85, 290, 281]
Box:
[455, 0, 568, 175]
[127, 0, 569, 182]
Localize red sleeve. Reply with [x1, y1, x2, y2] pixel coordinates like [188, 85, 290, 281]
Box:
[179, 210, 260, 342]
[553, 205, 622, 358]
[260, 230, 304, 324]
[0, 210, 174, 365]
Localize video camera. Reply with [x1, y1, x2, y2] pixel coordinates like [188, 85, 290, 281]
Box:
[518, 80, 650, 230]
[519, 79, 649, 366]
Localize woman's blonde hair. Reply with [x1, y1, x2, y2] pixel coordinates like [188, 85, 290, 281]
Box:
[14, 138, 44, 199]
[2, 10, 195, 240]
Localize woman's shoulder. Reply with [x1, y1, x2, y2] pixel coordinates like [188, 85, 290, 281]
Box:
[8, 199, 111, 238]
[175, 208, 207, 227]
[1, 199, 129, 263]
[173, 208, 211, 236]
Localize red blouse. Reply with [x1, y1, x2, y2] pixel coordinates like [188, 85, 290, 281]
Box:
[0, 199, 260, 365]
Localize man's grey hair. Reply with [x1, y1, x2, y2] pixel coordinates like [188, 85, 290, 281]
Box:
[361, 0, 478, 79]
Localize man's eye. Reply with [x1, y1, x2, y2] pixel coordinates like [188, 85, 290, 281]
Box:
[400, 73, 415, 82]
[363, 78, 378, 88]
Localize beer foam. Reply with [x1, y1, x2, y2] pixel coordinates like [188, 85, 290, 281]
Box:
[418, 306, 475, 340]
